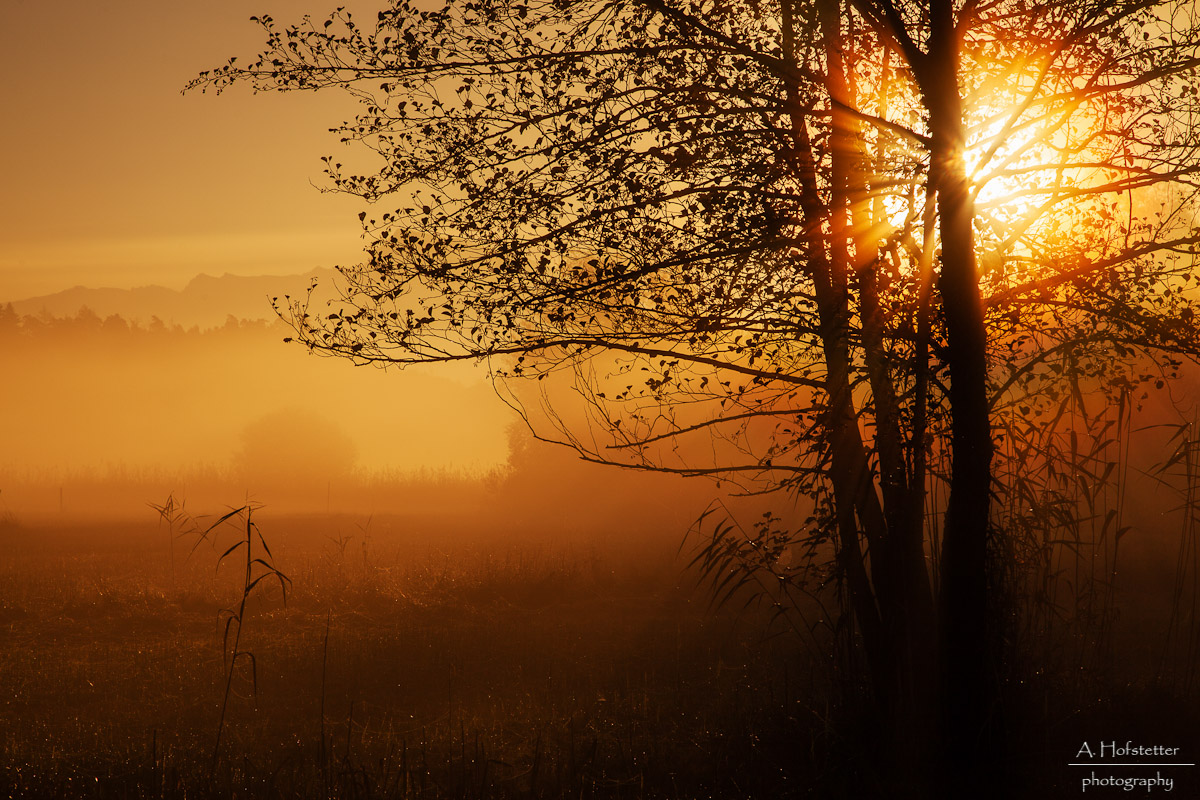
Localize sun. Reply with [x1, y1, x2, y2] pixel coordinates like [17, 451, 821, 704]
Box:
[958, 57, 1134, 283]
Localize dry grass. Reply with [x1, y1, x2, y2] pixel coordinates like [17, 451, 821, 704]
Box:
[4, 503, 1199, 799]
[0, 513, 838, 799]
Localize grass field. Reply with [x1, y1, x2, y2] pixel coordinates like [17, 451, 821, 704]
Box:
[0, 510, 846, 799]
[4, 504, 1199, 799]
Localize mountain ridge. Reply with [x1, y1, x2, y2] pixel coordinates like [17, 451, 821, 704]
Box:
[5, 268, 338, 328]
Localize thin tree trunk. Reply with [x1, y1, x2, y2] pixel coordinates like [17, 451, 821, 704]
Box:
[813, 1, 940, 790]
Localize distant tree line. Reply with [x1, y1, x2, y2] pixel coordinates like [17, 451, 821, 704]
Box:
[0, 305, 288, 342]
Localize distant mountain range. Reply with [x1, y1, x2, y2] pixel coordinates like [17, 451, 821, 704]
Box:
[6, 269, 339, 328]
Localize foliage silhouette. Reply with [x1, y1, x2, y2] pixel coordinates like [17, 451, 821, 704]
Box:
[191, 0, 1200, 794]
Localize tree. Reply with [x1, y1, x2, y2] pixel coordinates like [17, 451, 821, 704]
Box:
[236, 407, 358, 487]
[191, 0, 1200, 794]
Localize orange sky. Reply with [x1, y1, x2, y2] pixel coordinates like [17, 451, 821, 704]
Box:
[0, 0, 519, 485]
[0, 0, 381, 300]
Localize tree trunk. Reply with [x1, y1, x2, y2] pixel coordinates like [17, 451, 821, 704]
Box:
[812, 2, 941, 792]
[920, 0, 998, 793]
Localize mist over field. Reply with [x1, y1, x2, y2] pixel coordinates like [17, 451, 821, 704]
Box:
[5, 0, 1200, 789]
[0, 274, 814, 800]
[0, 275, 508, 517]
[3, 268, 1200, 800]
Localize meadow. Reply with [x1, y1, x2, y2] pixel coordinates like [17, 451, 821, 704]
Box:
[0, 505, 840, 800]
[4, 400, 1200, 799]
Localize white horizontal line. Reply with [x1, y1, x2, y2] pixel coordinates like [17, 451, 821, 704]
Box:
[1068, 763, 1195, 767]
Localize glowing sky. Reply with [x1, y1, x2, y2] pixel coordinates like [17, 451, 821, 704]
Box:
[0, 0, 381, 299]
[0, 0, 517, 480]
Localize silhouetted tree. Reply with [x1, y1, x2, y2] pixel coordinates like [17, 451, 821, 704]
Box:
[237, 408, 358, 488]
[101, 313, 131, 337]
[0, 304, 18, 338]
[192, 0, 1200, 793]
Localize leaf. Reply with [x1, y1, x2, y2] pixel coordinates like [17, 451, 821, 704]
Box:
[217, 540, 246, 568]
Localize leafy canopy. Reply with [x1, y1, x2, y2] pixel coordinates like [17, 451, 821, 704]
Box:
[190, 0, 1200, 500]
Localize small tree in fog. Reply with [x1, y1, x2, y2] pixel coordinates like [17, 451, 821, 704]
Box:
[192, 0, 1200, 791]
[237, 408, 358, 489]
